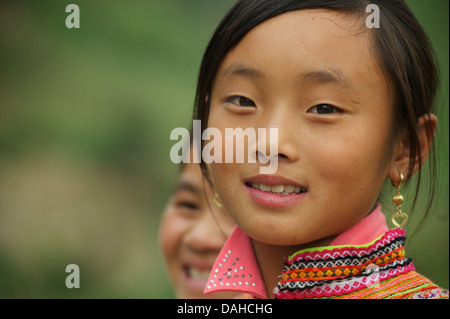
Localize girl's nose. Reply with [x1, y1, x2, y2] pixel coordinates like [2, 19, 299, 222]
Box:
[256, 108, 300, 164]
[184, 210, 226, 255]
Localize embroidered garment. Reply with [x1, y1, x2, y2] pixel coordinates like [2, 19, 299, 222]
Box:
[204, 206, 449, 299]
[275, 228, 448, 299]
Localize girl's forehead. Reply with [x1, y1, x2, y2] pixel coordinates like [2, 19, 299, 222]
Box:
[227, 9, 369, 64]
[180, 163, 203, 186]
[215, 9, 385, 94]
[253, 9, 366, 37]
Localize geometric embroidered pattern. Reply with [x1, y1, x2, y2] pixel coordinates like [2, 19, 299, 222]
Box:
[274, 229, 449, 299]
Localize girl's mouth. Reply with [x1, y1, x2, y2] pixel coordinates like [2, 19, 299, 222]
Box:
[183, 264, 212, 291]
[184, 265, 211, 281]
[246, 182, 307, 195]
[244, 175, 308, 208]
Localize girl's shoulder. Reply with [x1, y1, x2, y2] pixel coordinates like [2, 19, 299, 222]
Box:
[401, 272, 449, 299]
[276, 229, 448, 299]
[334, 270, 449, 299]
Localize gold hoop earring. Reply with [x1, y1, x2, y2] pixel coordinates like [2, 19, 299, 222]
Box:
[391, 173, 408, 229]
[212, 193, 223, 209]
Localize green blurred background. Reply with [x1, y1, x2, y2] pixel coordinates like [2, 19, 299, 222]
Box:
[0, 0, 447, 298]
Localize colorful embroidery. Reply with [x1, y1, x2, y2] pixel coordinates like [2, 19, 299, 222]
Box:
[274, 229, 449, 299]
[410, 289, 449, 299]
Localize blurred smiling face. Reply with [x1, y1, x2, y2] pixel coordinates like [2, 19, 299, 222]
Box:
[159, 163, 235, 299]
[208, 10, 398, 246]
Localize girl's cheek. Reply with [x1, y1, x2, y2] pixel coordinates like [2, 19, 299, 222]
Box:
[210, 162, 237, 192]
[159, 209, 187, 264]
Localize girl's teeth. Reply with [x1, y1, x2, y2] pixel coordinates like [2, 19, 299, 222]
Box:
[188, 267, 210, 281]
[284, 185, 295, 193]
[271, 185, 284, 193]
[250, 183, 306, 194]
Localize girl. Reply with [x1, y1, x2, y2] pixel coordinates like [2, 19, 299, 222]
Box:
[159, 142, 235, 298]
[193, 0, 449, 299]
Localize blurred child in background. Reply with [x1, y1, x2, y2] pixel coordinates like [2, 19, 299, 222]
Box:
[159, 141, 235, 298]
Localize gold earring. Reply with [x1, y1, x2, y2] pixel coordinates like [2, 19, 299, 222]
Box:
[391, 173, 408, 229]
[212, 193, 223, 209]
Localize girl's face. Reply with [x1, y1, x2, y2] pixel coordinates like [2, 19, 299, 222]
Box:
[159, 163, 235, 299]
[208, 10, 398, 246]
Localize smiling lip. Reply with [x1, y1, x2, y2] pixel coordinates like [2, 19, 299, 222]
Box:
[245, 174, 304, 187]
[244, 175, 307, 208]
[182, 262, 212, 292]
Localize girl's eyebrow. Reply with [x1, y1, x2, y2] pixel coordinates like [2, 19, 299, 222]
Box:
[220, 63, 352, 88]
[173, 181, 200, 195]
[300, 68, 353, 88]
[221, 63, 265, 80]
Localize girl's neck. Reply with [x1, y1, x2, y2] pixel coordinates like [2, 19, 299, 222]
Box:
[251, 236, 335, 299]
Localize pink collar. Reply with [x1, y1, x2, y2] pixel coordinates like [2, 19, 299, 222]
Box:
[329, 204, 388, 246]
[204, 204, 388, 299]
[203, 225, 268, 299]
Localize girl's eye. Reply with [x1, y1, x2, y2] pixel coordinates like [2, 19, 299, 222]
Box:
[308, 104, 342, 114]
[225, 96, 256, 107]
[176, 201, 199, 211]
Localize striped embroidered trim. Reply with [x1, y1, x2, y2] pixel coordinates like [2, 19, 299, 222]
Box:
[274, 229, 434, 299]
[279, 241, 407, 286]
[333, 271, 449, 299]
[274, 264, 416, 299]
[286, 228, 405, 263]
[278, 252, 412, 292]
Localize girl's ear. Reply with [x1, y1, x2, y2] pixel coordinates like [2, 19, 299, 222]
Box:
[388, 114, 437, 183]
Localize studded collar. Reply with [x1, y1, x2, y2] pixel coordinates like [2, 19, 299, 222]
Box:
[203, 225, 268, 298]
[204, 204, 388, 299]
